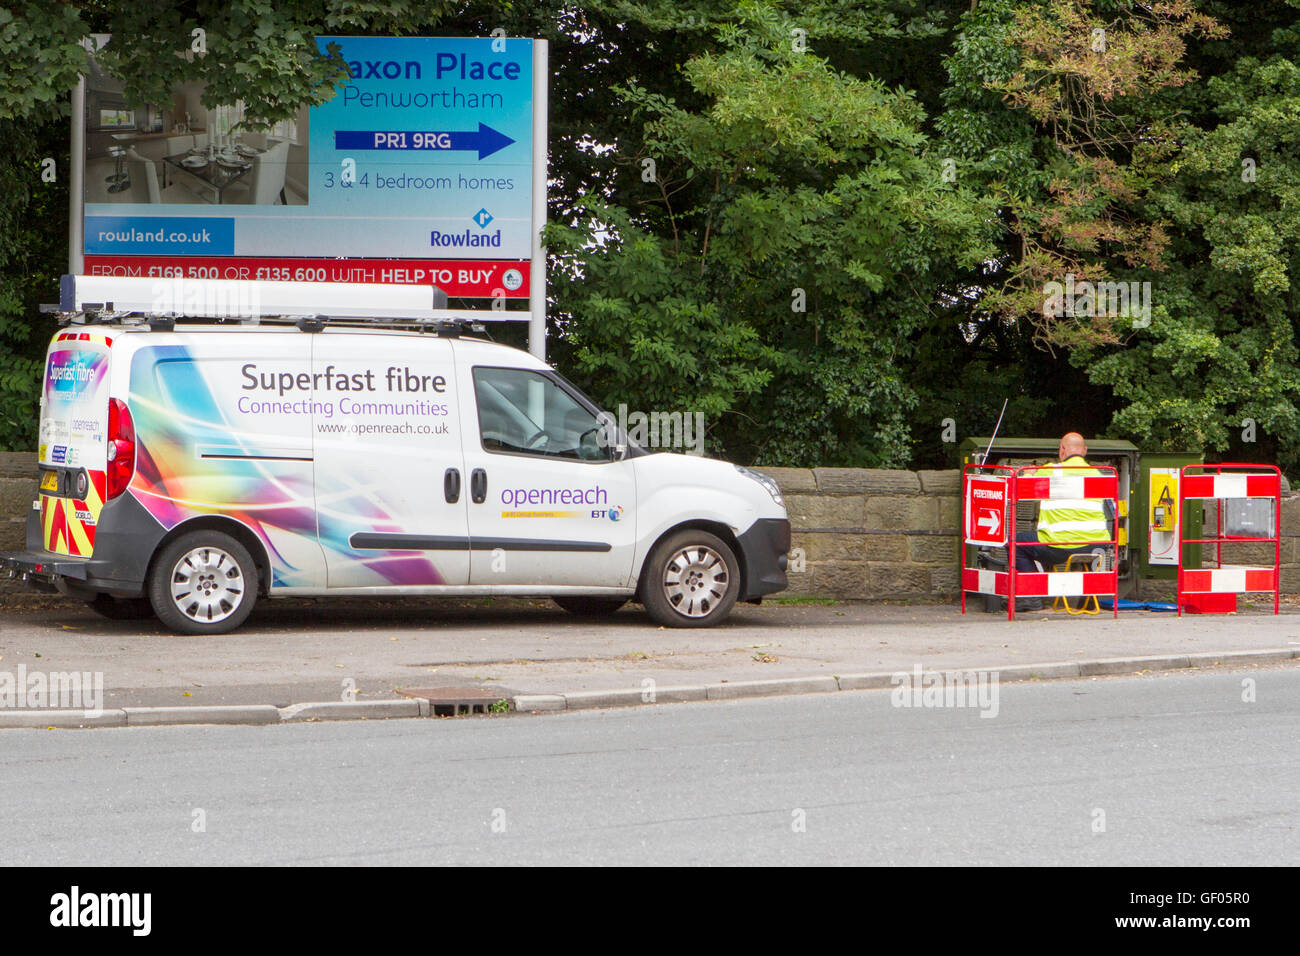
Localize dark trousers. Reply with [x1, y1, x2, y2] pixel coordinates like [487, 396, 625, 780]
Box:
[1013, 531, 1099, 572]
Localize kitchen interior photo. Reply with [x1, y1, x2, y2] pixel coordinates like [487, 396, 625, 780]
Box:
[84, 57, 309, 207]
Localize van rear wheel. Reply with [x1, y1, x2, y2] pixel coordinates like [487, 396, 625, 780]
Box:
[149, 532, 257, 635]
[552, 596, 628, 617]
[642, 530, 740, 628]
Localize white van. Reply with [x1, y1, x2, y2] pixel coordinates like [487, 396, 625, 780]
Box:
[2, 292, 790, 634]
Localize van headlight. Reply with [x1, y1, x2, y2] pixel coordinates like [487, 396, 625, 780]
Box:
[736, 466, 784, 507]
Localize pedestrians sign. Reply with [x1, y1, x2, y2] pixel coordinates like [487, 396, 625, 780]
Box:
[965, 476, 1008, 546]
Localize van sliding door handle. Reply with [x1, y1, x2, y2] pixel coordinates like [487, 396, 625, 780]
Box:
[444, 468, 461, 503]
[470, 468, 487, 504]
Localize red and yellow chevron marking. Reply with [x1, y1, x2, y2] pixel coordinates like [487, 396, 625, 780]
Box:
[42, 470, 106, 557]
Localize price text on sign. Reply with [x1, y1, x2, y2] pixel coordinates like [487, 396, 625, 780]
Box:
[965, 477, 1008, 546]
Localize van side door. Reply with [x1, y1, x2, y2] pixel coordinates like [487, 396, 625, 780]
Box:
[311, 332, 470, 588]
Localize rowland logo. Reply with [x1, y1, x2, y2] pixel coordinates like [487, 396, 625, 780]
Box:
[50, 886, 151, 936]
[430, 229, 502, 248]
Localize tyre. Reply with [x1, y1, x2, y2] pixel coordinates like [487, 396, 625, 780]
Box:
[86, 593, 156, 621]
[148, 531, 258, 635]
[552, 595, 628, 617]
[641, 529, 740, 628]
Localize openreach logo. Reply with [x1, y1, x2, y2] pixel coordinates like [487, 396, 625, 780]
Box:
[50, 886, 151, 936]
[0, 666, 104, 717]
[890, 665, 999, 718]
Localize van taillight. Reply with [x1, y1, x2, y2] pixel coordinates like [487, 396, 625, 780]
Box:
[106, 398, 135, 499]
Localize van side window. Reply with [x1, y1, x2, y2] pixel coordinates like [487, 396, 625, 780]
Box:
[472, 367, 611, 461]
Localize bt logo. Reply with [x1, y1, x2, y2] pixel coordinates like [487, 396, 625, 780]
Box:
[590, 506, 624, 521]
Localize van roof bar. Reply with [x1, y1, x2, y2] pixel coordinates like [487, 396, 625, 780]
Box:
[57, 275, 525, 325]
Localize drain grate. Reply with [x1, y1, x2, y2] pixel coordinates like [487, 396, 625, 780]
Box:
[397, 686, 508, 716]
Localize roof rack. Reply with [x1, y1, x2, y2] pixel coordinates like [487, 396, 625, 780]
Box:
[51, 275, 522, 331]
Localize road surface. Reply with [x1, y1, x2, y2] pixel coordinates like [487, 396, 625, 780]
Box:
[1, 665, 1294, 865]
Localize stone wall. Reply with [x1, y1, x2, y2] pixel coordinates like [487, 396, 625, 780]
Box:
[764, 466, 1300, 602]
[4, 451, 1299, 602]
[764, 467, 962, 601]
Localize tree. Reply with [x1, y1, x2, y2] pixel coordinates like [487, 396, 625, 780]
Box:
[2, 0, 1298, 477]
[1088, 42, 1300, 469]
[549, 1, 997, 466]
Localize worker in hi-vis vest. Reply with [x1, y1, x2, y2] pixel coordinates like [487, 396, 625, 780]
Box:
[1016, 432, 1110, 570]
[1012, 433, 1111, 610]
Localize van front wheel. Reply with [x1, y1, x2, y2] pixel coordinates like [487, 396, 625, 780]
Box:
[149, 532, 257, 635]
[642, 530, 740, 628]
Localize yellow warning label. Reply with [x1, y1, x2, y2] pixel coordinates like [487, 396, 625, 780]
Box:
[1149, 472, 1179, 531]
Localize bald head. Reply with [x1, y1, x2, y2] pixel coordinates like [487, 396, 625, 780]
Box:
[1059, 432, 1088, 460]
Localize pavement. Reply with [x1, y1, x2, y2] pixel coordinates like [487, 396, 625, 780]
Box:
[2, 593, 1299, 727]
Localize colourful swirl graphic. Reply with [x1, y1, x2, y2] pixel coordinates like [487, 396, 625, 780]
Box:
[128, 345, 447, 587]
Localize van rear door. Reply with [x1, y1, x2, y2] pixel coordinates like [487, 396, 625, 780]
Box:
[37, 331, 112, 556]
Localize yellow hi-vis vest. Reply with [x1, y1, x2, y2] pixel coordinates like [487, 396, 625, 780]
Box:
[1033, 455, 1109, 544]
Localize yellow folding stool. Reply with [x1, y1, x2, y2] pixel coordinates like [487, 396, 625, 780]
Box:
[1052, 550, 1105, 615]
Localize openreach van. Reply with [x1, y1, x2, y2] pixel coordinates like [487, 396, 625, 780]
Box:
[1, 278, 790, 634]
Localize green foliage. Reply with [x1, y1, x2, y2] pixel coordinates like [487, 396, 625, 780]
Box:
[1, 0, 1299, 477]
[0, 116, 66, 448]
[550, 4, 996, 466]
[1085, 45, 1300, 470]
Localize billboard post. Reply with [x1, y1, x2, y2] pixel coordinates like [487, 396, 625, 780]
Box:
[529, 39, 548, 360]
[69, 75, 85, 275]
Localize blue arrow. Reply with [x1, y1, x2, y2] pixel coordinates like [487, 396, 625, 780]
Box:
[334, 124, 516, 160]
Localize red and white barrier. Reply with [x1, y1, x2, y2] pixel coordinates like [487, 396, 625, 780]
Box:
[961, 568, 1114, 598]
[961, 463, 1120, 620]
[1181, 473, 1279, 500]
[1177, 464, 1281, 615]
[1180, 567, 1276, 594]
[1016, 474, 1118, 501]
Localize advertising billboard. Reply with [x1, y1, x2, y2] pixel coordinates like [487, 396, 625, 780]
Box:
[78, 36, 538, 301]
